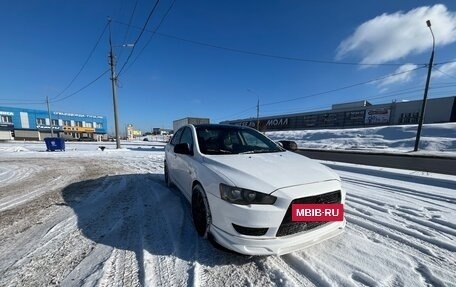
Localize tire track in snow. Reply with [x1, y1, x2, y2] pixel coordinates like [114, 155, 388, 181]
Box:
[348, 206, 456, 253]
[141, 179, 195, 287]
[0, 160, 85, 212]
[346, 196, 389, 213]
[345, 203, 373, 216]
[0, 159, 121, 286]
[343, 177, 456, 207]
[45, 174, 141, 286]
[345, 180, 456, 237]
[392, 212, 456, 237]
[341, 169, 456, 286]
[0, 209, 77, 279]
[347, 210, 456, 281]
[344, 176, 456, 252]
[430, 217, 456, 230]
[143, 179, 281, 287]
[346, 214, 436, 257]
[261, 256, 312, 286]
[65, 173, 148, 286]
[279, 254, 333, 287]
[0, 174, 64, 212]
[0, 164, 39, 187]
[142, 177, 277, 287]
[350, 270, 378, 287]
[1, 215, 97, 286]
[348, 200, 447, 240]
[414, 262, 449, 287]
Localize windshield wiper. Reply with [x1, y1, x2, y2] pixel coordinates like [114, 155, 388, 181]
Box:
[238, 150, 255, 154]
[239, 149, 275, 154]
[205, 149, 234, 154]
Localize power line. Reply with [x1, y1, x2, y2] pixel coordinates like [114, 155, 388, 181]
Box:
[1, 23, 109, 106]
[243, 86, 456, 120]
[260, 65, 426, 107]
[117, 0, 139, 62]
[0, 100, 45, 105]
[433, 66, 456, 81]
[50, 22, 109, 101]
[215, 66, 427, 122]
[213, 105, 257, 122]
[113, 19, 426, 68]
[157, 33, 417, 66]
[0, 97, 45, 103]
[434, 59, 456, 66]
[8, 66, 109, 107]
[50, 69, 110, 103]
[264, 89, 425, 116]
[116, 0, 161, 77]
[123, 0, 176, 74]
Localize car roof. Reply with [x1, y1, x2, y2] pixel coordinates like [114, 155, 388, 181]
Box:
[194, 124, 251, 130]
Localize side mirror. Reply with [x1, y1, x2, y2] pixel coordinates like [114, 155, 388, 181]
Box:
[174, 143, 193, 155]
[277, 140, 298, 151]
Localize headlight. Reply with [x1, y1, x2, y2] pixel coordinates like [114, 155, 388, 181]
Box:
[219, 183, 277, 205]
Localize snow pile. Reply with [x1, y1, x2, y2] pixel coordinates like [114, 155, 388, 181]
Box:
[267, 122, 456, 154]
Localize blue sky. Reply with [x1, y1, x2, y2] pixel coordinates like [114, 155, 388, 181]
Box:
[1, 1, 456, 132]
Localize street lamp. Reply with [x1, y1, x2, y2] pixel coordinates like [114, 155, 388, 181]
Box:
[414, 20, 435, 152]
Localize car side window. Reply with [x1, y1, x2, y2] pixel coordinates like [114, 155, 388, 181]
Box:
[179, 127, 194, 148]
[170, 128, 184, 145]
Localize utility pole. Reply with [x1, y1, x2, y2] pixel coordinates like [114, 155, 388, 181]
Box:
[247, 89, 261, 130]
[46, 96, 54, 137]
[414, 20, 435, 152]
[256, 97, 260, 131]
[108, 18, 121, 149]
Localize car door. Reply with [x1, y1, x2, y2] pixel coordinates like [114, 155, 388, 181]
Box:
[166, 127, 184, 184]
[173, 127, 196, 200]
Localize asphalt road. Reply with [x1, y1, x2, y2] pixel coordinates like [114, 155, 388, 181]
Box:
[295, 149, 456, 176]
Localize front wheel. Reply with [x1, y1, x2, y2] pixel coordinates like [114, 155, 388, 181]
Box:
[192, 184, 211, 238]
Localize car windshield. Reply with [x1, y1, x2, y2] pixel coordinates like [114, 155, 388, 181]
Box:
[196, 125, 284, 155]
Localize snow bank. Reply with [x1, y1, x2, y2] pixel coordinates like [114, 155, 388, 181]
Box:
[267, 122, 456, 154]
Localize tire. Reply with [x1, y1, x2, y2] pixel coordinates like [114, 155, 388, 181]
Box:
[164, 161, 173, 187]
[192, 184, 211, 238]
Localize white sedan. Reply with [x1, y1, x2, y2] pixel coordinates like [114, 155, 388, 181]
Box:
[164, 124, 346, 255]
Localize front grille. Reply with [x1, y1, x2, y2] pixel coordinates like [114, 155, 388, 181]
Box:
[276, 190, 341, 237]
[232, 224, 268, 236]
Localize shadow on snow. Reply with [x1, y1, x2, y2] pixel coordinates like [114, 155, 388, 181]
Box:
[60, 173, 260, 276]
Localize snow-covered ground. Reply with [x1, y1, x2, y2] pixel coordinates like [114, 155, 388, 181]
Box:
[0, 124, 455, 286]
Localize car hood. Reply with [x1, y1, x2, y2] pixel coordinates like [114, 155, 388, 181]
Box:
[202, 151, 340, 194]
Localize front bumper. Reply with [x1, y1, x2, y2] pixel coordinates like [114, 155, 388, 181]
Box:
[210, 219, 346, 255]
[205, 180, 346, 255]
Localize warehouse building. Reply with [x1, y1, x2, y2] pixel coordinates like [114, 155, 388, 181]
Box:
[173, 117, 210, 131]
[0, 106, 107, 141]
[221, 96, 456, 132]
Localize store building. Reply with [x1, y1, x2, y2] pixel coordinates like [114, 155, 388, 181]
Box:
[0, 106, 108, 141]
[221, 96, 456, 131]
[126, 124, 142, 140]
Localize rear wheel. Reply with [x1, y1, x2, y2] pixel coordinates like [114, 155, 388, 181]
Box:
[164, 161, 173, 187]
[192, 184, 211, 238]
